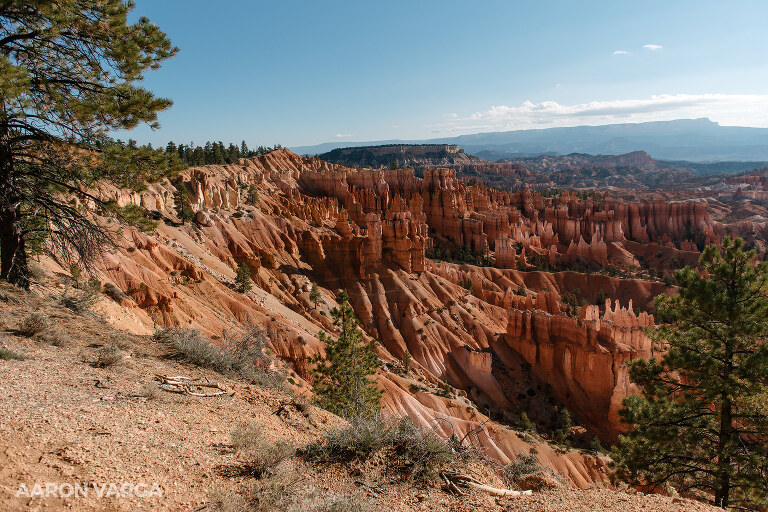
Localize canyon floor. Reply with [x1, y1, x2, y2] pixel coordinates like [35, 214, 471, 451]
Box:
[0, 280, 721, 512]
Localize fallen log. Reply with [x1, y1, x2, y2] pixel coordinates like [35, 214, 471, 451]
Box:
[440, 471, 532, 497]
[154, 374, 233, 397]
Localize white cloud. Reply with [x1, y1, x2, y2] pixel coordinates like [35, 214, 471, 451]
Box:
[612, 50, 630, 55]
[334, 133, 352, 138]
[429, 94, 768, 134]
[643, 44, 663, 50]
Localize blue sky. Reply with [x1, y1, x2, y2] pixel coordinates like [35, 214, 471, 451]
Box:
[119, 0, 768, 148]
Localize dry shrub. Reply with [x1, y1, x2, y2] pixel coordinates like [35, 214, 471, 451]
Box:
[0, 283, 28, 306]
[515, 472, 564, 491]
[500, 453, 565, 489]
[48, 332, 72, 347]
[303, 416, 462, 482]
[208, 490, 248, 512]
[210, 475, 370, 512]
[103, 282, 130, 303]
[291, 395, 311, 416]
[154, 328, 284, 389]
[231, 422, 294, 478]
[18, 312, 50, 337]
[108, 331, 132, 350]
[0, 346, 27, 360]
[310, 494, 368, 512]
[27, 262, 46, 281]
[95, 344, 123, 367]
[59, 287, 99, 313]
[140, 381, 162, 400]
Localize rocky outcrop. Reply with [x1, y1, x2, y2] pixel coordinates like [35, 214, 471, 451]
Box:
[505, 299, 654, 442]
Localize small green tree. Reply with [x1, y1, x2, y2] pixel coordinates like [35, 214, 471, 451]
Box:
[235, 262, 252, 293]
[173, 179, 194, 224]
[613, 237, 768, 509]
[309, 283, 321, 309]
[553, 407, 572, 444]
[519, 412, 534, 432]
[246, 185, 259, 205]
[402, 349, 412, 374]
[69, 263, 82, 289]
[311, 291, 382, 419]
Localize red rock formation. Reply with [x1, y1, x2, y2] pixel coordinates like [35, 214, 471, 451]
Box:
[85, 149, 729, 487]
[505, 298, 654, 442]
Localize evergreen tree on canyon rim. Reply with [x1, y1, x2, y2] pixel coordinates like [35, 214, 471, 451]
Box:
[614, 237, 768, 509]
[311, 291, 382, 420]
[0, 0, 178, 288]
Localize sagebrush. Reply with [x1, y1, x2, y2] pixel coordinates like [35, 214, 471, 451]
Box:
[95, 344, 122, 367]
[303, 415, 465, 481]
[231, 422, 294, 478]
[18, 312, 49, 336]
[154, 327, 284, 389]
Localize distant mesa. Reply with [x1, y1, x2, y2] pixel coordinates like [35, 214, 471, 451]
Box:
[316, 144, 768, 191]
[318, 144, 484, 169]
[292, 118, 768, 163]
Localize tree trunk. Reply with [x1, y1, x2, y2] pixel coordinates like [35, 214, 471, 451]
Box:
[0, 116, 30, 289]
[715, 307, 735, 509]
[0, 202, 29, 290]
[714, 397, 732, 508]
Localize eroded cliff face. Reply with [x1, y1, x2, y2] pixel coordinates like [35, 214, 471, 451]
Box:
[78, 149, 726, 486]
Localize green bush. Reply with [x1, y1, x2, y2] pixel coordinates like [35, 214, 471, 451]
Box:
[235, 262, 252, 293]
[311, 291, 381, 420]
[519, 412, 534, 432]
[246, 185, 260, 205]
[125, 203, 159, 233]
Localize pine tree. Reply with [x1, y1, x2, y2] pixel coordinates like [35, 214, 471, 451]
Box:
[519, 412, 534, 432]
[311, 291, 382, 419]
[402, 349, 412, 374]
[235, 262, 252, 293]
[227, 143, 239, 163]
[193, 146, 205, 165]
[309, 283, 321, 309]
[173, 179, 194, 224]
[0, 1, 177, 288]
[246, 185, 259, 205]
[553, 407, 572, 444]
[613, 237, 768, 509]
